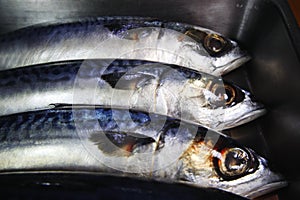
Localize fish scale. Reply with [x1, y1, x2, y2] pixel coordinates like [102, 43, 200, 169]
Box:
[0, 107, 158, 144]
[0, 17, 156, 42]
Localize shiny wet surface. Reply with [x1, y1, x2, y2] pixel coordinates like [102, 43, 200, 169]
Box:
[0, 0, 299, 199]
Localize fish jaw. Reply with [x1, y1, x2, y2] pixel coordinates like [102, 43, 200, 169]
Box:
[188, 97, 266, 131]
[214, 95, 266, 131]
[212, 42, 251, 76]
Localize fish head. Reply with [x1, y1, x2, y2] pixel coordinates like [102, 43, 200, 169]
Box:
[201, 80, 266, 130]
[184, 29, 250, 75]
[210, 39, 251, 76]
[179, 131, 286, 199]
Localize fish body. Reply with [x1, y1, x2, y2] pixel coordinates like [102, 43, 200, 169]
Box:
[0, 16, 249, 76]
[0, 59, 265, 130]
[0, 105, 286, 199]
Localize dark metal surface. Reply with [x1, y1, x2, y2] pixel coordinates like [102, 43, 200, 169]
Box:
[0, 0, 299, 199]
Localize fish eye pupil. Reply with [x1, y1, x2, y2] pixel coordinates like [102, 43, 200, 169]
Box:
[224, 85, 236, 105]
[225, 88, 233, 103]
[225, 149, 248, 172]
[210, 38, 223, 52]
[205, 34, 226, 54]
[225, 88, 231, 101]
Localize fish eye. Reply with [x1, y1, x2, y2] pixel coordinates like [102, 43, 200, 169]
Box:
[219, 148, 249, 176]
[215, 147, 258, 180]
[224, 85, 236, 105]
[204, 34, 228, 55]
[210, 84, 236, 106]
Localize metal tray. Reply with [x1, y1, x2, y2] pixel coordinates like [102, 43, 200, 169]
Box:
[0, 0, 299, 199]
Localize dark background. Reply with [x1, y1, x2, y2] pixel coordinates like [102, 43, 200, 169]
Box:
[0, 0, 299, 199]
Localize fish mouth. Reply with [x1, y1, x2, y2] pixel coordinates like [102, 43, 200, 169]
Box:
[231, 108, 267, 128]
[244, 181, 288, 199]
[220, 55, 251, 75]
[219, 107, 266, 130]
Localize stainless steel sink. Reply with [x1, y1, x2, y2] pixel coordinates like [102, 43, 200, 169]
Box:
[0, 0, 299, 199]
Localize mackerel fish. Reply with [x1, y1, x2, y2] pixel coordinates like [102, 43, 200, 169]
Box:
[0, 59, 265, 130]
[0, 16, 249, 76]
[0, 105, 286, 199]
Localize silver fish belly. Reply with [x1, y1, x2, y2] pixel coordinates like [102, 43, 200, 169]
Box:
[0, 106, 286, 199]
[0, 59, 265, 130]
[0, 16, 249, 76]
